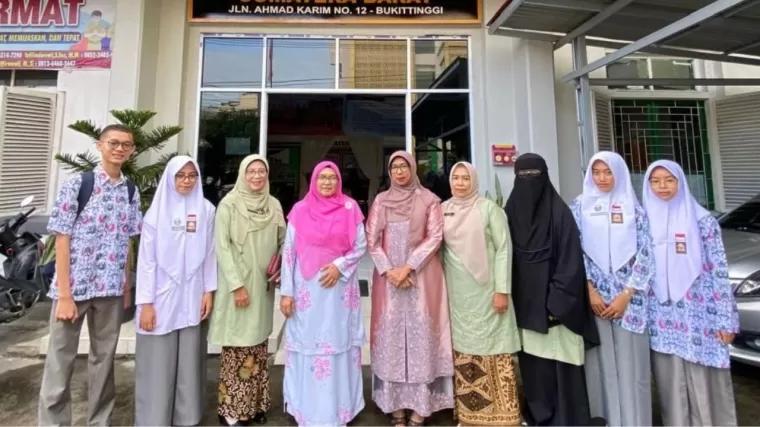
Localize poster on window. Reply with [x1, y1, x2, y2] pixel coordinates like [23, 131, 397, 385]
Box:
[189, 0, 481, 25]
[0, 0, 116, 70]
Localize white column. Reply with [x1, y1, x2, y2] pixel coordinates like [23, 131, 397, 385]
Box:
[150, 0, 188, 158]
[107, 0, 146, 112]
[481, 34, 561, 197]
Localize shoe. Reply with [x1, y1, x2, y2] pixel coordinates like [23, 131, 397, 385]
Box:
[589, 417, 607, 426]
[252, 412, 267, 425]
[218, 414, 246, 426]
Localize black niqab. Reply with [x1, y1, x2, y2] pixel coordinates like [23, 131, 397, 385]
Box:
[505, 153, 599, 348]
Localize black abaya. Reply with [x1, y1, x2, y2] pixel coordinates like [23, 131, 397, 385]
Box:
[505, 154, 600, 427]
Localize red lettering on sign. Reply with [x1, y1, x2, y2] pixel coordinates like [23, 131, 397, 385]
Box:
[0, 0, 86, 27]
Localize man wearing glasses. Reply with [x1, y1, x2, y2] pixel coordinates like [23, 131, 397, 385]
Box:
[38, 124, 143, 426]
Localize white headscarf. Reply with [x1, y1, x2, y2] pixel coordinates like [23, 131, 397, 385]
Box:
[143, 155, 208, 285]
[580, 151, 639, 273]
[642, 159, 710, 303]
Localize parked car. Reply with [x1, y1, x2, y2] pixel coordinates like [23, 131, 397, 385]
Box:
[719, 194, 760, 367]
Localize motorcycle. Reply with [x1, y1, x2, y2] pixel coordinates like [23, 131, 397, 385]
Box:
[0, 195, 49, 323]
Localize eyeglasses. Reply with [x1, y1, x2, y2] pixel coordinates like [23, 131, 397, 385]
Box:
[175, 173, 198, 182]
[649, 178, 678, 187]
[317, 175, 338, 183]
[389, 164, 409, 173]
[102, 139, 135, 151]
[246, 169, 268, 177]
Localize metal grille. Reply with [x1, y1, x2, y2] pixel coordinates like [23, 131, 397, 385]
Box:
[611, 99, 714, 209]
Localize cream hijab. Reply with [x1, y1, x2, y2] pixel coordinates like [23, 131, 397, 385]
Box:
[224, 154, 278, 231]
[442, 162, 489, 285]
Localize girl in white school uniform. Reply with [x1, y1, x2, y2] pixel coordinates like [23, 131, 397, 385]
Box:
[643, 159, 739, 426]
[134, 155, 218, 426]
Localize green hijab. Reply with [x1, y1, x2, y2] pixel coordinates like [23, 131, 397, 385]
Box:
[224, 154, 281, 232]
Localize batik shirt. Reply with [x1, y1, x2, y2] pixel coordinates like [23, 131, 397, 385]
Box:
[647, 215, 740, 369]
[47, 166, 142, 301]
[571, 199, 655, 334]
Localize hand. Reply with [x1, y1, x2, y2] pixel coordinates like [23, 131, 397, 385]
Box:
[319, 264, 341, 288]
[387, 266, 412, 287]
[55, 297, 78, 322]
[139, 304, 157, 331]
[280, 296, 295, 318]
[493, 293, 509, 314]
[600, 292, 631, 320]
[717, 331, 735, 345]
[233, 287, 249, 308]
[398, 276, 415, 289]
[589, 288, 607, 317]
[200, 292, 213, 320]
[123, 287, 132, 309]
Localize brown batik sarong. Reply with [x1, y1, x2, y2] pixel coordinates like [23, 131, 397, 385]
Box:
[453, 351, 521, 426]
[217, 342, 271, 419]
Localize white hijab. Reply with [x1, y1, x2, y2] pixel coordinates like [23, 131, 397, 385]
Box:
[642, 160, 710, 303]
[143, 155, 208, 285]
[580, 151, 639, 273]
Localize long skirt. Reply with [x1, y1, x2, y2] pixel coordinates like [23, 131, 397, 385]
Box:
[585, 320, 651, 426]
[651, 351, 737, 426]
[518, 351, 591, 426]
[134, 325, 205, 426]
[453, 351, 521, 426]
[217, 342, 271, 419]
[283, 346, 364, 426]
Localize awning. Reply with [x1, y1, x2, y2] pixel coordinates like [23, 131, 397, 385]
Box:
[488, 0, 760, 77]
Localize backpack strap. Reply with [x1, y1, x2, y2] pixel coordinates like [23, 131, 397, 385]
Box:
[127, 180, 136, 204]
[76, 172, 137, 218]
[76, 171, 95, 219]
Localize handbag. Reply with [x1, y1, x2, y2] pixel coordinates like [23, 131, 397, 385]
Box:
[266, 252, 282, 290]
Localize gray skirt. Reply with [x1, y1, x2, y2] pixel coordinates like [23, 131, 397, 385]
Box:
[134, 324, 206, 426]
[651, 351, 737, 426]
[585, 319, 652, 426]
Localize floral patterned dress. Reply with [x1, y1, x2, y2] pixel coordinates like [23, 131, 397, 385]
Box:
[647, 215, 740, 369]
[281, 223, 367, 426]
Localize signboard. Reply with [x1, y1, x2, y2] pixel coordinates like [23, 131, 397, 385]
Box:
[0, 0, 116, 70]
[492, 144, 518, 167]
[189, 0, 481, 25]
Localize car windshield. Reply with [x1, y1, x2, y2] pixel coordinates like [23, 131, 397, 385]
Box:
[719, 195, 760, 233]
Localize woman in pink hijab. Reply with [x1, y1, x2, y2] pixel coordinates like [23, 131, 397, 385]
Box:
[279, 161, 367, 426]
[366, 151, 454, 426]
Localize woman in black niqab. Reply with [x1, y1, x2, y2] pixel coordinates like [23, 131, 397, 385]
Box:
[505, 153, 600, 426]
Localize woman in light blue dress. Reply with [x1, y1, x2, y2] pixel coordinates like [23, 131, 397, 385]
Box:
[279, 160, 367, 426]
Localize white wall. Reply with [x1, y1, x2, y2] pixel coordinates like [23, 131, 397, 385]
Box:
[52, 0, 149, 194]
[158, 0, 561, 200]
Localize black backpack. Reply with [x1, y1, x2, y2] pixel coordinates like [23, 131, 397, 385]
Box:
[75, 171, 137, 218]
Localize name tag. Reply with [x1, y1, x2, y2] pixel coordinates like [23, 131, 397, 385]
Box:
[186, 214, 197, 233]
[675, 233, 687, 254]
[610, 204, 624, 224]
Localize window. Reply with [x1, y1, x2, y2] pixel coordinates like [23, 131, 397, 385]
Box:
[606, 56, 695, 91]
[0, 70, 58, 88]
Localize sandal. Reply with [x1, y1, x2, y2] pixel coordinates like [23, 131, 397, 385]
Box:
[408, 417, 425, 426]
[390, 414, 406, 426]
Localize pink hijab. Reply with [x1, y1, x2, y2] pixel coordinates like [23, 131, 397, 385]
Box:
[287, 161, 364, 280]
[374, 151, 439, 247]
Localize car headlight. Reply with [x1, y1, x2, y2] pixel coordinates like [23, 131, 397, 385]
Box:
[735, 272, 760, 297]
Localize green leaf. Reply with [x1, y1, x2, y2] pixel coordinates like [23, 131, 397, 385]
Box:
[51, 109, 184, 269]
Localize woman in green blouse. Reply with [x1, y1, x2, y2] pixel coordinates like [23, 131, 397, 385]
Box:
[441, 161, 522, 426]
[208, 154, 286, 426]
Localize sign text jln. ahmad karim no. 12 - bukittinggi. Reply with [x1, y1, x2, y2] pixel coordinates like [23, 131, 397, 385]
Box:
[188, 0, 482, 24]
